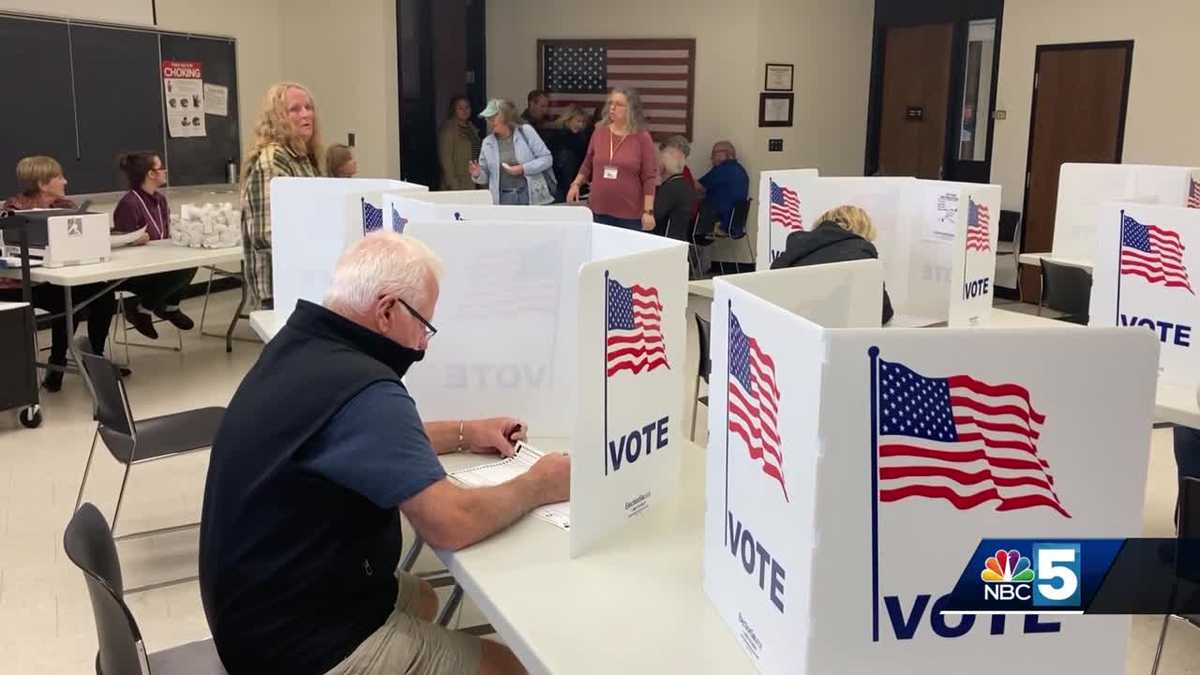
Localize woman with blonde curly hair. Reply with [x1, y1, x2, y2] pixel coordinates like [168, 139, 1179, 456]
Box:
[240, 82, 323, 309]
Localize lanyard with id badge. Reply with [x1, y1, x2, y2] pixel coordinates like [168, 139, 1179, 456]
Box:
[603, 130, 628, 180]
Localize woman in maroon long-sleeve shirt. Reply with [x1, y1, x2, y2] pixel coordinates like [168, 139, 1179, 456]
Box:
[567, 87, 659, 231]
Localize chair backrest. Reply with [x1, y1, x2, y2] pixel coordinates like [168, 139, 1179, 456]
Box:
[64, 503, 150, 675]
[728, 199, 752, 239]
[75, 338, 136, 440]
[695, 314, 711, 382]
[1039, 260, 1092, 317]
[999, 210, 1021, 244]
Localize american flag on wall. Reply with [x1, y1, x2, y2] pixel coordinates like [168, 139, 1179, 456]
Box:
[874, 355, 1070, 518]
[965, 198, 991, 252]
[606, 277, 669, 376]
[1187, 177, 1200, 209]
[1120, 213, 1194, 294]
[539, 39, 695, 139]
[728, 311, 787, 501]
[769, 180, 803, 231]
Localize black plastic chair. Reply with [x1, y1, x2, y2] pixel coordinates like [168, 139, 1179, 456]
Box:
[691, 314, 712, 441]
[64, 503, 227, 674]
[1151, 476, 1200, 673]
[72, 337, 225, 541]
[718, 199, 754, 275]
[1038, 259, 1092, 325]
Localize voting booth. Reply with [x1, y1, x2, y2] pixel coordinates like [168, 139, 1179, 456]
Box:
[1051, 163, 1200, 261]
[702, 276, 1159, 674]
[271, 178, 690, 556]
[756, 173, 1001, 326]
[401, 219, 688, 556]
[1090, 202, 1200, 391]
[272, 178, 429, 315]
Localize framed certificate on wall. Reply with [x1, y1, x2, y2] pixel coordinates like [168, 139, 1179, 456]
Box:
[759, 93, 794, 127]
[764, 63, 794, 92]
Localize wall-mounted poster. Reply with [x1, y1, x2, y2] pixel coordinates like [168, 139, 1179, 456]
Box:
[162, 60, 206, 138]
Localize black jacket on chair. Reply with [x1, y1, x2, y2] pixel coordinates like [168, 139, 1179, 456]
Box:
[770, 220, 894, 324]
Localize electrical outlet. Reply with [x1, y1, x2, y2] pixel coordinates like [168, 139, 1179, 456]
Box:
[993, 110, 1007, 120]
[768, 138, 783, 152]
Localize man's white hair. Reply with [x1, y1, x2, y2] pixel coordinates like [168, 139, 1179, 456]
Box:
[324, 232, 444, 314]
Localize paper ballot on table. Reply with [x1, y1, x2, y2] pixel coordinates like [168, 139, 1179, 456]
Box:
[449, 442, 571, 530]
[109, 227, 147, 248]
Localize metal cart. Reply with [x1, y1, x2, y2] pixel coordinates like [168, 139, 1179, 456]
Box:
[0, 209, 43, 428]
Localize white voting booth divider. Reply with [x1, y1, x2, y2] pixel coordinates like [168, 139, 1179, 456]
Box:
[1051, 163, 1199, 261]
[272, 178, 428, 315]
[756, 173, 1000, 326]
[400, 219, 688, 556]
[756, 169, 819, 266]
[703, 277, 1159, 674]
[1090, 202, 1200, 391]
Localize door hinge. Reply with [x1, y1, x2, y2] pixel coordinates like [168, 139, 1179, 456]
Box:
[1033, 73, 1039, 90]
[1026, 171, 1032, 188]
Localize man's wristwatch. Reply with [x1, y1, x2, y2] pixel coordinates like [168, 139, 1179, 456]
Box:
[643, 209, 653, 215]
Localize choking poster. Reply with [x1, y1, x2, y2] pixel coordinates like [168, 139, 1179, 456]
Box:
[162, 60, 206, 138]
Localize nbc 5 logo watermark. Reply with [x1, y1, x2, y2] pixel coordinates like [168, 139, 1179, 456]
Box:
[979, 544, 1081, 608]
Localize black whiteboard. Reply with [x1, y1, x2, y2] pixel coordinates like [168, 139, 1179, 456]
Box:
[0, 13, 239, 196]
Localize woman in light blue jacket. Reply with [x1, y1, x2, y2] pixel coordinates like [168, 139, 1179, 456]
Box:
[469, 98, 555, 205]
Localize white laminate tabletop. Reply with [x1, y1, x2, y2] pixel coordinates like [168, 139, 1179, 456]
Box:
[688, 279, 714, 299]
[1017, 252, 1094, 271]
[984, 308, 1082, 329]
[434, 440, 755, 675]
[249, 309, 283, 343]
[0, 240, 242, 286]
[1156, 381, 1200, 429]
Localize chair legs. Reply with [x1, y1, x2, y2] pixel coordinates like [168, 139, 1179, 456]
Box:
[1150, 613, 1171, 674]
[111, 463, 133, 537]
[74, 428, 101, 510]
[690, 377, 702, 441]
[437, 584, 465, 627]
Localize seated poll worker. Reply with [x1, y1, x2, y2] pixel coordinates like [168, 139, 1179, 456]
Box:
[199, 232, 570, 675]
[770, 205, 894, 325]
[696, 140, 749, 236]
[1, 156, 119, 391]
[112, 151, 197, 339]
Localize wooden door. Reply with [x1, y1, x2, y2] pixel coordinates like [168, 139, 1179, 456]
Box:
[1019, 42, 1133, 300]
[877, 23, 955, 178]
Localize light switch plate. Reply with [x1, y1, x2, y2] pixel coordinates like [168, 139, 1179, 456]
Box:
[768, 138, 783, 152]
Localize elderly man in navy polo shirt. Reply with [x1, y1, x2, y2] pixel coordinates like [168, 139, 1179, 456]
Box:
[697, 140, 749, 237]
[199, 232, 570, 675]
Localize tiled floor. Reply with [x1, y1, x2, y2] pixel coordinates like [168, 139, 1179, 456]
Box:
[1, 291, 1197, 673]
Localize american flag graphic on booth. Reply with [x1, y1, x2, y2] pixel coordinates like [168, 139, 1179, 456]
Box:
[1187, 177, 1200, 209]
[874, 355, 1070, 518]
[965, 198, 991, 252]
[540, 39, 695, 138]
[1120, 213, 1194, 294]
[728, 311, 787, 501]
[769, 180, 803, 231]
[606, 277, 668, 376]
[391, 205, 407, 234]
[362, 199, 383, 234]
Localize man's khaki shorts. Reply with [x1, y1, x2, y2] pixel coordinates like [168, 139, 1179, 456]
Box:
[325, 571, 482, 675]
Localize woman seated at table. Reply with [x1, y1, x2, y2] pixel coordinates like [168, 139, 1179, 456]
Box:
[112, 151, 196, 340]
[1, 156, 118, 391]
[770, 205, 894, 324]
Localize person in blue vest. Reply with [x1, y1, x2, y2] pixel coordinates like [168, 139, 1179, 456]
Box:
[696, 140, 749, 237]
[199, 232, 570, 675]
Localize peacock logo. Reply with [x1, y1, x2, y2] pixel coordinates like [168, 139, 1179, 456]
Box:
[981, 549, 1035, 583]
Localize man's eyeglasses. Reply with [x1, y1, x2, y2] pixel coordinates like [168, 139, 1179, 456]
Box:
[389, 296, 437, 340]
